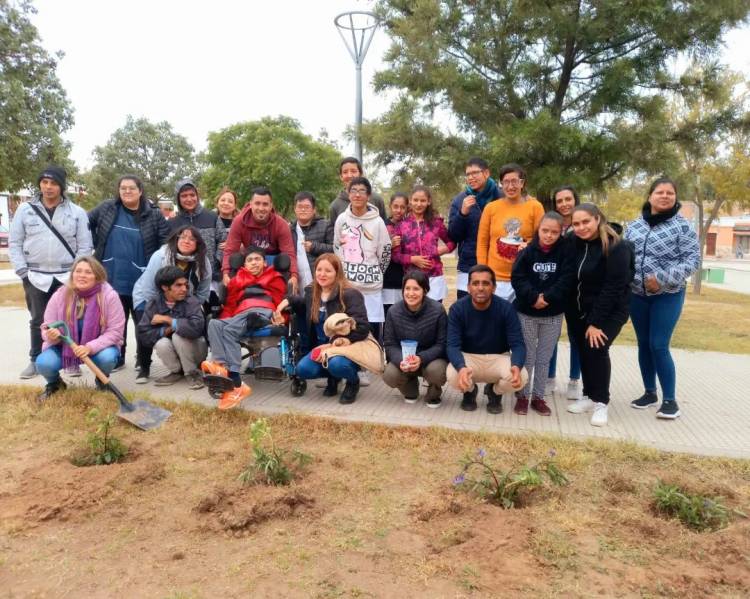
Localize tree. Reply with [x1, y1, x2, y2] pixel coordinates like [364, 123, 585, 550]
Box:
[201, 117, 343, 217]
[84, 116, 198, 209]
[0, 0, 75, 191]
[364, 0, 750, 202]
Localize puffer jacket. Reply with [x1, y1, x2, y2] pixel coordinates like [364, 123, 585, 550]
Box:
[289, 285, 370, 347]
[9, 194, 92, 278]
[624, 203, 700, 296]
[169, 202, 226, 281]
[89, 197, 170, 263]
[383, 297, 447, 365]
[290, 216, 334, 270]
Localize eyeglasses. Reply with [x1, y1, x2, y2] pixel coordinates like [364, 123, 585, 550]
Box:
[465, 170, 485, 178]
[349, 188, 369, 196]
[501, 178, 524, 187]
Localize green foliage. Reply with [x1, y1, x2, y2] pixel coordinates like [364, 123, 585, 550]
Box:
[0, 0, 75, 191]
[366, 0, 750, 202]
[652, 481, 746, 531]
[453, 448, 568, 508]
[238, 418, 311, 486]
[70, 408, 128, 467]
[201, 116, 342, 217]
[83, 116, 199, 209]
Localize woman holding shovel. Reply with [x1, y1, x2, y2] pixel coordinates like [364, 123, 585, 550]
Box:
[36, 256, 125, 402]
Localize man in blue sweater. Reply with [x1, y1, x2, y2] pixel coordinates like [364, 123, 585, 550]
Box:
[447, 264, 528, 413]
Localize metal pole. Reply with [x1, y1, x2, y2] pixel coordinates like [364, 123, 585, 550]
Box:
[355, 64, 363, 162]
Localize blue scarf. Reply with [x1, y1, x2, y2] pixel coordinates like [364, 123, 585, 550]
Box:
[465, 177, 500, 210]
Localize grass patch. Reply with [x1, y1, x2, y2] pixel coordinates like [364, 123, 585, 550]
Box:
[0, 282, 24, 307]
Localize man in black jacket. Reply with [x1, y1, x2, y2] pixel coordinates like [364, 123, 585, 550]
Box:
[88, 174, 171, 370]
[136, 266, 207, 389]
[289, 191, 333, 288]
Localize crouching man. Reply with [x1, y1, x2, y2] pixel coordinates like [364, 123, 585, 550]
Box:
[137, 266, 207, 389]
[446, 264, 528, 413]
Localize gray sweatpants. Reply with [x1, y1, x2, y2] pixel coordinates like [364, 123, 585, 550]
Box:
[154, 334, 208, 375]
[207, 308, 273, 373]
[518, 312, 563, 398]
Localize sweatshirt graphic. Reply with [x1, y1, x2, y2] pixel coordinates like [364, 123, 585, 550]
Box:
[334, 204, 392, 292]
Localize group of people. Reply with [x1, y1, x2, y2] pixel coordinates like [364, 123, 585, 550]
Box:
[9, 156, 701, 426]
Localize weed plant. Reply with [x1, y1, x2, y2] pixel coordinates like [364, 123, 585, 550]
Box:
[239, 418, 311, 486]
[453, 448, 568, 508]
[653, 481, 746, 531]
[70, 408, 128, 466]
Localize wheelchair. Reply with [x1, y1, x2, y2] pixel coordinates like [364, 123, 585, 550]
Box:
[203, 252, 308, 399]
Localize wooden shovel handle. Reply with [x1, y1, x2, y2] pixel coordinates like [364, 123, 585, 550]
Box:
[68, 340, 110, 385]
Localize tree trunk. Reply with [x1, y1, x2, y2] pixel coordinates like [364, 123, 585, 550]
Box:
[692, 200, 704, 294]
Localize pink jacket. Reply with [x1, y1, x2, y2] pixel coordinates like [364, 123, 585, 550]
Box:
[41, 282, 125, 354]
[392, 215, 456, 277]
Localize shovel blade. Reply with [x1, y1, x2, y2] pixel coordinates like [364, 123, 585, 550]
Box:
[116, 400, 171, 431]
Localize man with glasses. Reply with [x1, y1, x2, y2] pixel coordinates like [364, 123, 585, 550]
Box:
[89, 175, 171, 371]
[329, 157, 387, 229]
[448, 157, 503, 299]
[289, 191, 333, 290]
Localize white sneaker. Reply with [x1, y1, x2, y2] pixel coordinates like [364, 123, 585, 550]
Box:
[358, 371, 371, 386]
[544, 377, 556, 398]
[590, 403, 608, 427]
[567, 396, 595, 414]
[567, 379, 582, 400]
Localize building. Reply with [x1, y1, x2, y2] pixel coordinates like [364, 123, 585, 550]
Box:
[680, 203, 749, 258]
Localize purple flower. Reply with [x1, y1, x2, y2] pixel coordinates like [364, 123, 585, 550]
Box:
[548, 449, 557, 458]
[477, 448, 487, 459]
[453, 473, 466, 485]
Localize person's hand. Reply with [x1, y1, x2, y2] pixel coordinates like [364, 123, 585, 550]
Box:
[391, 235, 401, 248]
[410, 255, 432, 269]
[400, 355, 421, 372]
[303, 240, 313, 252]
[458, 366, 474, 392]
[151, 314, 172, 326]
[332, 337, 351, 347]
[223, 273, 231, 286]
[46, 327, 62, 343]
[585, 325, 608, 349]
[271, 310, 285, 325]
[509, 365, 522, 389]
[461, 195, 476, 215]
[645, 275, 660, 293]
[533, 294, 548, 310]
[312, 344, 330, 362]
[289, 275, 298, 295]
[73, 344, 91, 359]
[276, 298, 290, 312]
[518, 241, 528, 251]
[218, 241, 226, 251]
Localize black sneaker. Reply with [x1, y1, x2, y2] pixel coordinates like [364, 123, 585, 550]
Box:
[37, 379, 67, 404]
[323, 377, 339, 397]
[657, 400, 681, 419]
[339, 379, 360, 404]
[486, 387, 503, 414]
[425, 396, 442, 409]
[631, 391, 658, 409]
[135, 366, 150, 384]
[461, 385, 478, 411]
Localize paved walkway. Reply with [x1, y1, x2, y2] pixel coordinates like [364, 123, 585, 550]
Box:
[1, 306, 748, 459]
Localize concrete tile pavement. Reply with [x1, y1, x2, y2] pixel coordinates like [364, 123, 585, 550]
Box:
[1, 306, 748, 459]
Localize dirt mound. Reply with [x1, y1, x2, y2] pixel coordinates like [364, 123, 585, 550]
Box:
[194, 485, 317, 535]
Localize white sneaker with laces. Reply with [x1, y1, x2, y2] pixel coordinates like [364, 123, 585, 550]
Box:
[590, 403, 608, 427]
[567, 396, 595, 414]
[567, 379, 582, 400]
[358, 371, 371, 386]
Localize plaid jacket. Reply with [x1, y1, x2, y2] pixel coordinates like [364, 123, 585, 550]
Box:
[624, 214, 700, 296]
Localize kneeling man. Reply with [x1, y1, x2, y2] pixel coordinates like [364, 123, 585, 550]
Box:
[447, 264, 528, 413]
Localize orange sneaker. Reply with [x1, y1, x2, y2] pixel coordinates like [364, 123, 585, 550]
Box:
[201, 360, 228, 378]
[218, 383, 252, 410]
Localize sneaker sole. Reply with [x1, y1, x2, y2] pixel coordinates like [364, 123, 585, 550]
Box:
[567, 406, 594, 414]
[425, 402, 441, 409]
[590, 418, 608, 427]
[631, 401, 658, 410]
[135, 379, 149, 385]
[404, 397, 418, 404]
[656, 411, 681, 419]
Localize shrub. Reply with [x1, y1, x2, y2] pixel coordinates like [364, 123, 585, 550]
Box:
[652, 481, 746, 531]
[70, 408, 128, 466]
[239, 418, 311, 486]
[453, 448, 568, 508]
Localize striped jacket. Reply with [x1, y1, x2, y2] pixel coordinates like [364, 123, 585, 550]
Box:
[624, 213, 700, 296]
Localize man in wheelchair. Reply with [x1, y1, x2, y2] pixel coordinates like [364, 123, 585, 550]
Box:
[201, 246, 287, 409]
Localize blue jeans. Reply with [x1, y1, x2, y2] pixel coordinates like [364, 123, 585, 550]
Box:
[547, 319, 581, 380]
[629, 289, 685, 401]
[36, 345, 120, 385]
[296, 352, 359, 383]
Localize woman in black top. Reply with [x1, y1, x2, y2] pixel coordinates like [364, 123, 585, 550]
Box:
[565, 203, 633, 427]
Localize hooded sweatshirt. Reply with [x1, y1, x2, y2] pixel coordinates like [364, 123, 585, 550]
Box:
[333, 203, 392, 293]
[222, 204, 297, 276]
[169, 191, 226, 281]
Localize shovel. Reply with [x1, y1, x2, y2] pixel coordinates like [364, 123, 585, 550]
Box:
[45, 320, 171, 431]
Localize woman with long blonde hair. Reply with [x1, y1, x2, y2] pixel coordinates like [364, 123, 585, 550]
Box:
[35, 256, 125, 402]
[275, 253, 370, 404]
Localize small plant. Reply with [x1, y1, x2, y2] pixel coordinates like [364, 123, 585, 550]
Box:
[652, 481, 746, 531]
[70, 408, 128, 466]
[453, 448, 568, 508]
[239, 418, 311, 486]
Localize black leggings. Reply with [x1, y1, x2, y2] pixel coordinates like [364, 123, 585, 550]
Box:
[567, 313, 623, 405]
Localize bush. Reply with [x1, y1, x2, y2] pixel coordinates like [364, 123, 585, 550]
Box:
[238, 418, 311, 486]
[70, 408, 128, 467]
[652, 481, 746, 531]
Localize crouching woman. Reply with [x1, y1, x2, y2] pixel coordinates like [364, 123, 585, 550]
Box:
[382, 271, 447, 408]
[36, 256, 125, 402]
[276, 253, 370, 404]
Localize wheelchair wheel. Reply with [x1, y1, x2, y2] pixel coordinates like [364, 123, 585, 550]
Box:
[290, 377, 307, 397]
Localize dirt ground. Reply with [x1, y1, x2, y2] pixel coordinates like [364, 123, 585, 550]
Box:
[1, 385, 749, 598]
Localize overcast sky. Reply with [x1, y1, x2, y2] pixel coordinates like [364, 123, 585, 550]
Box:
[31, 0, 750, 169]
